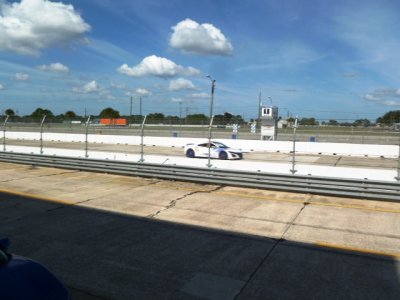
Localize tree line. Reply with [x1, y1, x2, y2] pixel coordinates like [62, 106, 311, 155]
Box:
[1, 107, 245, 125]
[3, 107, 400, 126]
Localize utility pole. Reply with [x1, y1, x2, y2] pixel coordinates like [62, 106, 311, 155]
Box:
[206, 75, 216, 168]
[139, 97, 142, 118]
[258, 91, 262, 121]
[130, 96, 133, 123]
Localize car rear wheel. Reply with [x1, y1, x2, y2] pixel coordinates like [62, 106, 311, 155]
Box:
[219, 151, 228, 160]
[186, 149, 195, 158]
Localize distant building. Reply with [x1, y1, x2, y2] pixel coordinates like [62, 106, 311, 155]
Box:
[260, 105, 278, 140]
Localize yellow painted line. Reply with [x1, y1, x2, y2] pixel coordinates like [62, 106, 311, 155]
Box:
[306, 201, 400, 214]
[0, 188, 73, 206]
[214, 191, 307, 204]
[315, 242, 400, 259]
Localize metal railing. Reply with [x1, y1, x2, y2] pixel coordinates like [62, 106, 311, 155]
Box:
[0, 152, 399, 202]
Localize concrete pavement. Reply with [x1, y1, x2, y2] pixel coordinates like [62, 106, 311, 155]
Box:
[0, 162, 399, 299]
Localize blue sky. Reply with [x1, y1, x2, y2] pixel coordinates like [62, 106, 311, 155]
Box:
[1, 0, 400, 121]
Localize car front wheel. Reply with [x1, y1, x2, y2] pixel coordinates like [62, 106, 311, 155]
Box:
[219, 151, 228, 160]
[186, 149, 195, 158]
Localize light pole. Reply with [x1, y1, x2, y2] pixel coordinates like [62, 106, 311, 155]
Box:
[290, 117, 298, 174]
[139, 115, 147, 163]
[2, 115, 9, 152]
[206, 75, 216, 168]
[140, 97, 142, 119]
[85, 115, 91, 158]
[130, 96, 133, 124]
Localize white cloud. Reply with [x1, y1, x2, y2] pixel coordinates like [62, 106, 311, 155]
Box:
[118, 55, 200, 78]
[72, 80, 99, 93]
[171, 97, 182, 103]
[384, 101, 400, 106]
[37, 63, 69, 73]
[0, 83, 4, 90]
[110, 82, 127, 90]
[0, 0, 90, 56]
[169, 19, 233, 56]
[15, 73, 29, 81]
[136, 88, 151, 96]
[190, 92, 209, 99]
[168, 78, 195, 91]
[363, 94, 381, 101]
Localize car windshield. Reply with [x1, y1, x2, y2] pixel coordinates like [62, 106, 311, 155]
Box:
[213, 142, 228, 148]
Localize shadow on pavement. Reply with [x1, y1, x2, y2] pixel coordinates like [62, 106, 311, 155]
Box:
[0, 191, 399, 300]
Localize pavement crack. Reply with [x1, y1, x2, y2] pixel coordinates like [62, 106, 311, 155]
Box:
[234, 197, 311, 299]
[281, 200, 310, 240]
[148, 185, 222, 218]
[234, 237, 282, 300]
[0, 170, 81, 183]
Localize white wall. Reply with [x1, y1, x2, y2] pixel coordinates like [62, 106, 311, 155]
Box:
[5, 131, 398, 158]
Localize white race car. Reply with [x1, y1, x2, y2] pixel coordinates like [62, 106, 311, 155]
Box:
[184, 141, 245, 160]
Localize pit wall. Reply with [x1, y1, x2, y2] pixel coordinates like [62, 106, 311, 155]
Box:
[5, 131, 398, 158]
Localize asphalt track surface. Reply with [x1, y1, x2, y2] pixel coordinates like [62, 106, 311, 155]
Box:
[1, 162, 399, 299]
[3, 139, 398, 170]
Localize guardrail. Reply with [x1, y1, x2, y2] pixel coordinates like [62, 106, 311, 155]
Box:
[1, 152, 400, 202]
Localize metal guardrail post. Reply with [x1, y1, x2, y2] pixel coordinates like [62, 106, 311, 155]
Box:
[207, 115, 214, 168]
[290, 118, 298, 174]
[2, 115, 9, 152]
[39, 115, 46, 155]
[85, 115, 91, 158]
[396, 144, 400, 181]
[139, 115, 147, 163]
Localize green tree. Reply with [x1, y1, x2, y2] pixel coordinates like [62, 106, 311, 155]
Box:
[376, 110, 400, 125]
[186, 114, 208, 125]
[31, 108, 54, 118]
[232, 114, 244, 124]
[99, 107, 120, 118]
[64, 110, 77, 119]
[299, 117, 318, 126]
[353, 119, 371, 127]
[147, 113, 165, 123]
[5, 108, 15, 116]
[327, 119, 339, 126]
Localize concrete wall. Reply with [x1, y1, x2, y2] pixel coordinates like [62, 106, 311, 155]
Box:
[5, 131, 398, 158]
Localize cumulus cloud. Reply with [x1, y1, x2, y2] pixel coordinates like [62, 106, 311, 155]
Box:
[169, 19, 233, 56]
[37, 62, 69, 73]
[0, 0, 90, 56]
[118, 55, 200, 78]
[15, 73, 29, 81]
[72, 80, 99, 93]
[0, 83, 4, 90]
[168, 78, 195, 91]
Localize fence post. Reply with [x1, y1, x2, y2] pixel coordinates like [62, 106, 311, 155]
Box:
[85, 115, 91, 158]
[40, 115, 46, 155]
[139, 115, 147, 162]
[207, 115, 214, 168]
[2, 115, 10, 152]
[290, 118, 298, 174]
